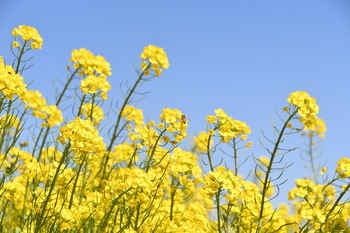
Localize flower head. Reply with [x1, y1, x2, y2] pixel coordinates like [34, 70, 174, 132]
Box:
[287, 91, 319, 118]
[140, 45, 169, 76]
[12, 25, 43, 49]
[71, 48, 112, 77]
[303, 117, 327, 138]
[212, 109, 251, 142]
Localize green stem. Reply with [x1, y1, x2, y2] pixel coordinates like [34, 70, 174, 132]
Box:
[216, 188, 222, 232]
[36, 69, 79, 159]
[205, 125, 222, 232]
[308, 134, 318, 184]
[14, 41, 28, 74]
[256, 110, 297, 232]
[101, 65, 150, 181]
[206, 134, 215, 172]
[68, 154, 88, 209]
[145, 129, 166, 173]
[107, 66, 150, 152]
[233, 138, 238, 175]
[34, 143, 70, 232]
[323, 183, 350, 225]
[169, 179, 178, 221]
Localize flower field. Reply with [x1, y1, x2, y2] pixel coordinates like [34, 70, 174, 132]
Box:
[0, 25, 349, 233]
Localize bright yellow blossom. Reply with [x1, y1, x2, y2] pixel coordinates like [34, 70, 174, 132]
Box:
[303, 117, 327, 138]
[12, 25, 43, 49]
[336, 157, 350, 179]
[81, 103, 104, 125]
[287, 91, 319, 118]
[140, 45, 169, 76]
[192, 131, 213, 153]
[71, 48, 112, 76]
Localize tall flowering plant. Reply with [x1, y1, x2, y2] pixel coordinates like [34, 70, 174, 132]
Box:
[0, 25, 348, 233]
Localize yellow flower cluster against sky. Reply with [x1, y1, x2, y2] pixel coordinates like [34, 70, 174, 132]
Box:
[0, 12, 349, 231]
[0, 0, 349, 208]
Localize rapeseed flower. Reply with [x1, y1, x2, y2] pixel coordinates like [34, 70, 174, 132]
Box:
[12, 25, 43, 49]
[140, 45, 169, 76]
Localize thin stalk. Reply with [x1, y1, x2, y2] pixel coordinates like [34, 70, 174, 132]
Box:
[35, 69, 79, 159]
[68, 154, 88, 209]
[145, 129, 166, 173]
[256, 110, 297, 232]
[101, 65, 150, 180]
[323, 183, 350, 225]
[233, 138, 238, 175]
[34, 143, 70, 232]
[107, 65, 150, 152]
[216, 188, 222, 232]
[205, 125, 222, 232]
[308, 134, 318, 184]
[14, 41, 28, 74]
[169, 179, 177, 221]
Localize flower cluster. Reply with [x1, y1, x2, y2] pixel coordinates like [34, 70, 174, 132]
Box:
[71, 48, 112, 76]
[140, 45, 170, 76]
[58, 117, 105, 157]
[0, 58, 62, 128]
[1, 25, 350, 233]
[21, 90, 63, 127]
[0, 58, 27, 99]
[192, 131, 213, 153]
[303, 117, 327, 138]
[121, 105, 144, 127]
[159, 108, 188, 143]
[336, 157, 350, 179]
[287, 91, 320, 129]
[207, 108, 251, 143]
[12, 25, 43, 49]
[81, 103, 104, 126]
[288, 179, 348, 231]
[71, 48, 112, 100]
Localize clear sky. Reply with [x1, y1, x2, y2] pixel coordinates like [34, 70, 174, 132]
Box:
[1, 0, 350, 205]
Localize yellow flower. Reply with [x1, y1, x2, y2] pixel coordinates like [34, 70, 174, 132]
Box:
[110, 142, 138, 163]
[336, 157, 350, 179]
[20, 90, 63, 127]
[71, 48, 112, 76]
[140, 45, 169, 76]
[58, 117, 105, 156]
[245, 141, 253, 148]
[0, 63, 27, 99]
[12, 25, 43, 49]
[80, 75, 111, 99]
[206, 115, 216, 123]
[81, 103, 105, 125]
[192, 131, 213, 153]
[287, 91, 319, 118]
[121, 105, 144, 127]
[213, 109, 251, 141]
[259, 156, 270, 166]
[160, 108, 182, 124]
[303, 117, 327, 138]
[12, 41, 20, 48]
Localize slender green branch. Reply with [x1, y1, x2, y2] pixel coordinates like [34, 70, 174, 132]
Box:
[107, 66, 150, 152]
[34, 143, 70, 232]
[35, 69, 79, 158]
[14, 41, 28, 74]
[323, 183, 350, 225]
[233, 138, 238, 175]
[308, 134, 318, 184]
[256, 110, 297, 232]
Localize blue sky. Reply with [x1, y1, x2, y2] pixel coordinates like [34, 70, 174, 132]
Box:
[1, 1, 350, 204]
